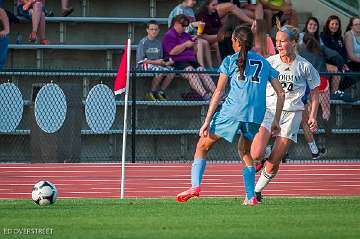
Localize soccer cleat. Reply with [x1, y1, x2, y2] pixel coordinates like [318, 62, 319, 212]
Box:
[243, 196, 258, 206]
[145, 92, 157, 101]
[255, 191, 263, 203]
[312, 148, 327, 160]
[176, 187, 200, 203]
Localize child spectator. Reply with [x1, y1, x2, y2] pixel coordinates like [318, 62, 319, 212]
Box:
[0, 0, 9, 69]
[217, 13, 241, 59]
[196, 0, 222, 66]
[163, 14, 216, 100]
[136, 20, 175, 101]
[17, 0, 48, 44]
[344, 16, 360, 72]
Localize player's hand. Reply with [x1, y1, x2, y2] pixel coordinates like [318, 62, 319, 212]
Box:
[308, 117, 317, 133]
[199, 121, 210, 138]
[271, 120, 280, 136]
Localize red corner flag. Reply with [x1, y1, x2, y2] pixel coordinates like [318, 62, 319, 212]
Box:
[114, 42, 129, 95]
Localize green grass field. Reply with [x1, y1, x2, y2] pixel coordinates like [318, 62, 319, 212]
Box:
[1, 197, 359, 239]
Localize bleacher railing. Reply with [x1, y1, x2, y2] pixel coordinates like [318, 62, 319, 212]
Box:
[1, 68, 360, 163]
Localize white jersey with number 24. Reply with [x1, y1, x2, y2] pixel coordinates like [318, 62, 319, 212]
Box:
[266, 54, 320, 111]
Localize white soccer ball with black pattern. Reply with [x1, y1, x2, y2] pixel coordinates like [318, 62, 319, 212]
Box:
[31, 181, 57, 206]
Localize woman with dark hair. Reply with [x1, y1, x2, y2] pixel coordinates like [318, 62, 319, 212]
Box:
[196, 0, 222, 65]
[299, 16, 322, 45]
[217, 13, 241, 59]
[320, 15, 347, 60]
[175, 24, 284, 205]
[344, 16, 360, 72]
[298, 33, 346, 159]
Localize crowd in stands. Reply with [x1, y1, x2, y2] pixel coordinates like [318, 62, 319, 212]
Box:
[136, 0, 360, 102]
[0, 0, 360, 102]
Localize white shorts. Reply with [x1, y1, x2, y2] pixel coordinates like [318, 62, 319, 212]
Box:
[261, 108, 302, 143]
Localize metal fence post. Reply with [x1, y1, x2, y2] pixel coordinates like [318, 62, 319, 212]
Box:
[131, 70, 136, 163]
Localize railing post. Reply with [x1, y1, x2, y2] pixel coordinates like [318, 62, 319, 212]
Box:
[131, 69, 136, 163]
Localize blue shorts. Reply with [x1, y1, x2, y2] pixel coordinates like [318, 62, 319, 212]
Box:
[209, 112, 260, 143]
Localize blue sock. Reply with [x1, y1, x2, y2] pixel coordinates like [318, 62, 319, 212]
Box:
[243, 166, 256, 199]
[191, 159, 207, 188]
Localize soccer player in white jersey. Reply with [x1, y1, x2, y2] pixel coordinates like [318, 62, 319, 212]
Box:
[176, 25, 285, 205]
[251, 25, 320, 202]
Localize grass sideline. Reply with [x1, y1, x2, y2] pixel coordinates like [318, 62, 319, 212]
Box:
[0, 197, 359, 239]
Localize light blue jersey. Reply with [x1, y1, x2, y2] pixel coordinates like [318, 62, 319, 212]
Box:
[217, 50, 279, 124]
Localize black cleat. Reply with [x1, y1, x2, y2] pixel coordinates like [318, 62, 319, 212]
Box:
[255, 191, 262, 203]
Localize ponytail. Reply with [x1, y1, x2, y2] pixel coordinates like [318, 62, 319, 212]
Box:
[233, 25, 254, 81]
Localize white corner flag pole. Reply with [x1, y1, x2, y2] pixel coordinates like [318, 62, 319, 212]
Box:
[120, 38, 131, 199]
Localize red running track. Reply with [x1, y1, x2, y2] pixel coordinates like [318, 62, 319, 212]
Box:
[0, 163, 359, 199]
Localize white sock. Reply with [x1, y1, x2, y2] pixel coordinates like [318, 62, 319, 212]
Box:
[308, 141, 319, 154]
[255, 167, 275, 193]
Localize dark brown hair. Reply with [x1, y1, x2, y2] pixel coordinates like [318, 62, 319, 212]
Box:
[323, 15, 342, 38]
[233, 24, 254, 81]
[217, 13, 241, 42]
[171, 14, 190, 27]
[303, 17, 320, 41]
[303, 33, 321, 55]
[346, 16, 360, 32]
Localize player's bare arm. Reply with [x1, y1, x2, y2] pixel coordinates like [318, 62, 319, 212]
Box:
[270, 78, 285, 134]
[308, 87, 319, 132]
[199, 73, 228, 137]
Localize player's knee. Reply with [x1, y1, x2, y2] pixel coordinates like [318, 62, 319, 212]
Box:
[196, 140, 211, 153]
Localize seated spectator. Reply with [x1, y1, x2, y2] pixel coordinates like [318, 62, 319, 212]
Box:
[217, 13, 241, 59]
[344, 16, 360, 72]
[259, 0, 298, 29]
[168, 0, 212, 67]
[136, 21, 175, 101]
[216, 0, 254, 25]
[0, 0, 9, 69]
[196, 0, 222, 66]
[238, 0, 273, 32]
[320, 15, 347, 61]
[61, 0, 73, 17]
[299, 17, 324, 46]
[163, 14, 216, 100]
[251, 19, 275, 57]
[320, 15, 355, 98]
[17, 0, 48, 44]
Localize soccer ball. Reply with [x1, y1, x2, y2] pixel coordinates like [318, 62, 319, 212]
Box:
[31, 181, 57, 206]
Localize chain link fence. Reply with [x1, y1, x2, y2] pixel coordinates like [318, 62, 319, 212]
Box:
[0, 69, 360, 163]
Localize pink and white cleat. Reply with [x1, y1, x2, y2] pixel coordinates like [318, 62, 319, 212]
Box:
[176, 187, 200, 203]
[243, 196, 258, 206]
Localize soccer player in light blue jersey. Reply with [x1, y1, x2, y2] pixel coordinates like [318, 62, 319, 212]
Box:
[176, 25, 285, 205]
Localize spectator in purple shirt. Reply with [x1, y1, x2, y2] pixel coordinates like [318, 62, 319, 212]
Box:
[163, 14, 216, 100]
